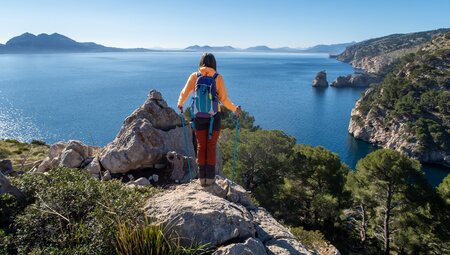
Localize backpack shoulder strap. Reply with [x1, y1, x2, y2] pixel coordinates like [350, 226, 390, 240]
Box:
[212, 73, 219, 79]
[197, 72, 202, 77]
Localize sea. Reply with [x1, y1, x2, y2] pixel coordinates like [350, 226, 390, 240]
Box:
[0, 52, 448, 186]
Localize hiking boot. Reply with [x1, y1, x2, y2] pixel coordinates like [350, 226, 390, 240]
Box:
[198, 165, 207, 186]
[205, 165, 216, 186]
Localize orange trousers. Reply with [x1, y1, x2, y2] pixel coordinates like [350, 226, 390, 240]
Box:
[195, 129, 220, 166]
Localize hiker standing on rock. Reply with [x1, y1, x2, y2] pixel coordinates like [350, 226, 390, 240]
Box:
[177, 53, 241, 186]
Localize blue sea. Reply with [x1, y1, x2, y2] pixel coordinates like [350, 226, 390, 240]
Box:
[0, 52, 448, 186]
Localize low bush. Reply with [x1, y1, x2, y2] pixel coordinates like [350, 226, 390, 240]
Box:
[0, 168, 161, 255]
[290, 226, 327, 251]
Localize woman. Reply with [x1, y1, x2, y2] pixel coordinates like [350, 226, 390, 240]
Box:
[177, 53, 241, 186]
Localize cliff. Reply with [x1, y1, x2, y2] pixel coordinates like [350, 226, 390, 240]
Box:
[348, 32, 450, 166]
[336, 28, 450, 75]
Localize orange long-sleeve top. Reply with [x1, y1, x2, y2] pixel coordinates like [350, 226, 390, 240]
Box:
[177, 66, 238, 112]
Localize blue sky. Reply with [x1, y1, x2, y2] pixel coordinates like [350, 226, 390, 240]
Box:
[1, 0, 449, 48]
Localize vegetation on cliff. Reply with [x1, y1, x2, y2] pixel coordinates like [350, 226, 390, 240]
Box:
[351, 32, 450, 161]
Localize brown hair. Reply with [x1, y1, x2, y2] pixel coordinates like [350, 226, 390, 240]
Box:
[199, 53, 217, 71]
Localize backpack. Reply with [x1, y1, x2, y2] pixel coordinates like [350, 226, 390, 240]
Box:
[190, 72, 219, 139]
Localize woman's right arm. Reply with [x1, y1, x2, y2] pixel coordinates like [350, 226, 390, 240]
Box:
[177, 72, 197, 110]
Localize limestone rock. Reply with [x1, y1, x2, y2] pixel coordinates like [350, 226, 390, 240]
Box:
[84, 157, 101, 176]
[312, 71, 328, 87]
[145, 182, 255, 247]
[251, 208, 314, 255]
[145, 179, 316, 254]
[213, 238, 267, 255]
[99, 90, 196, 177]
[59, 149, 84, 168]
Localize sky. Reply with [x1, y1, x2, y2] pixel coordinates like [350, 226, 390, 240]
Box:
[1, 0, 449, 49]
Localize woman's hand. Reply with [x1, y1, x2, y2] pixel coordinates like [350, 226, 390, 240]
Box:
[178, 105, 184, 113]
[235, 106, 242, 118]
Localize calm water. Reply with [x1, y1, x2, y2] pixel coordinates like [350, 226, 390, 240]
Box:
[0, 52, 448, 186]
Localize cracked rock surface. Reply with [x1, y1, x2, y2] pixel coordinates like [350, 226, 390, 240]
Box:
[145, 180, 316, 254]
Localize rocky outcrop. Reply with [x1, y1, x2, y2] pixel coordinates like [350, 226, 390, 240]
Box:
[336, 28, 449, 75]
[99, 90, 197, 180]
[146, 177, 316, 254]
[312, 71, 328, 87]
[32, 90, 223, 183]
[331, 73, 381, 87]
[34, 140, 100, 173]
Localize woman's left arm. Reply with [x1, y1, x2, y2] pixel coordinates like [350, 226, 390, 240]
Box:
[177, 72, 197, 110]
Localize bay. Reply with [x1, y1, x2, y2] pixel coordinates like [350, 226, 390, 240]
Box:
[0, 52, 447, 186]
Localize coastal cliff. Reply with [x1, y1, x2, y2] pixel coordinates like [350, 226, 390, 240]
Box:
[349, 32, 450, 166]
[336, 28, 449, 75]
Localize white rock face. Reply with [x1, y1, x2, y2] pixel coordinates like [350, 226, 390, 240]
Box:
[99, 90, 197, 176]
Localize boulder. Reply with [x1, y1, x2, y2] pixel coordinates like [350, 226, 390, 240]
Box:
[0, 160, 13, 175]
[312, 71, 328, 87]
[213, 237, 267, 255]
[84, 157, 101, 176]
[127, 177, 150, 186]
[99, 90, 196, 178]
[145, 182, 255, 247]
[59, 149, 84, 168]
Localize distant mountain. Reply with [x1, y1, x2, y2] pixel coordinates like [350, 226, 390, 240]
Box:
[184, 43, 355, 54]
[184, 45, 238, 52]
[1, 32, 356, 55]
[244, 45, 274, 52]
[302, 42, 356, 55]
[336, 28, 450, 74]
[0, 33, 153, 53]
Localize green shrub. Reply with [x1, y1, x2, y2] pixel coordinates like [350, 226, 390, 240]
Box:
[1, 168, 160, 254]
[4, 139, 20, 144]
[290, 226, 326, 251]
[0, 148, 10, 159]
[30, 140, 46, 146]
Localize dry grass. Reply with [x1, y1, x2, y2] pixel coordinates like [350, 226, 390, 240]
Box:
[0, 139, 49, 171]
